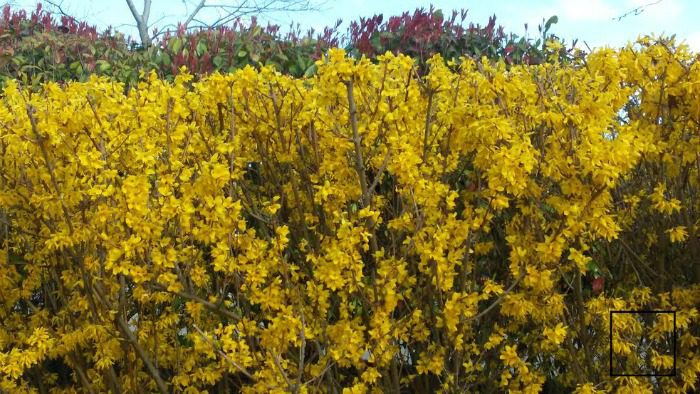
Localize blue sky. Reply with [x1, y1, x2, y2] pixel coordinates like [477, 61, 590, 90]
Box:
[7, 0, 700, 50]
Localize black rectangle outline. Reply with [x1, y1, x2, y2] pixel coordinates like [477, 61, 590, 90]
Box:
[609, 310, 676, 377]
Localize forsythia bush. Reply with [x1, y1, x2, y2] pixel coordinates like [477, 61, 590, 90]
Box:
[0, 36, 699, 393]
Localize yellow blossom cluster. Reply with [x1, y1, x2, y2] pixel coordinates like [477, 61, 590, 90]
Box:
[0, 35, 699, 392]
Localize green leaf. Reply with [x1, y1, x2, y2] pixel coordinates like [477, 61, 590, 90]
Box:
[237, 50, 248, 58]
[171, 38, 183, 54]
[212, 55, 225, 69]
[289, 64, 300, 76]
[70, 61, 83, 73]
[303, 63, 317, 78]
[196, 40, 207, 57]
[370, 34, 382, 51]
[544, 15, 558, 32]
[156, 52, 169, 66]
[586, 261, 600, 276]
[97, 60, 111, 72]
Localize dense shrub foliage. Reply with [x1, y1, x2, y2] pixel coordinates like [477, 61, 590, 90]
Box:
[0, 3, 573, 88]
[0, 36, 699, 393]
[0, 4, 145, 87]
[345, 8, 569, 68]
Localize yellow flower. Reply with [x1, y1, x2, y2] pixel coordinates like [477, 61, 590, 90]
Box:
[666, 226, 688, 243]
[573, 383, 599, 394]
[543, 323, 568, 348]
[500, 345, 520, 367]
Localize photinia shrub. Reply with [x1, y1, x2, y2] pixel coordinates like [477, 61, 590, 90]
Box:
[346, 6, 573, 70]
[0, 3, 575, 88]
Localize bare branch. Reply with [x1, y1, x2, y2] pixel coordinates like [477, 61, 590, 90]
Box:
[272, 352, 294, 391]
[187, 0, 319, 29]
[132, 0, 322, 43]
[367, 148, 391, 197]
[149, 282, 242, 321]
[43, 0, 75, 20]
[125, 0, 143, 24]
[192, 324, 256, 380]
[125, 0, 152, 46]
[467, 268, 526, 322]
[183, 0, 205, 28]
[612, 0, 664, 21]
[142, 0, 152, 27]
[116, 315, 169, 394]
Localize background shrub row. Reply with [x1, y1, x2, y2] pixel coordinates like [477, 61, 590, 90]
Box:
[0, 3, 575, 88]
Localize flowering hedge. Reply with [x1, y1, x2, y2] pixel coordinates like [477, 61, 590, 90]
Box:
[0, 36, 699, 393]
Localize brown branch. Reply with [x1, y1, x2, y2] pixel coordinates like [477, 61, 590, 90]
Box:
[25, 104, 74, 235]
[192, 324, 255, 380]
[467, 268, 525, 322]
[116, 316, 169, 394]
[367, 148, 391, 197]
[272, 352, 294, 391]
[422, 90, 435, 163]
[91, 284, 168, 394]
[295, 311, 307, 393]
[346, 77, 370, 208]
[150, 282, 242, 321]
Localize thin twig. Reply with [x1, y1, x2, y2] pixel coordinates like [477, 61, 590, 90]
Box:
[192, 324, 255, 380]
[467, 269, 525, 322]
[150, 282, 241, 320]
[367, 148, 391, 197]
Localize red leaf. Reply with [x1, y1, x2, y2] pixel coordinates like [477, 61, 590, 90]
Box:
[592, 276, 605, 295]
